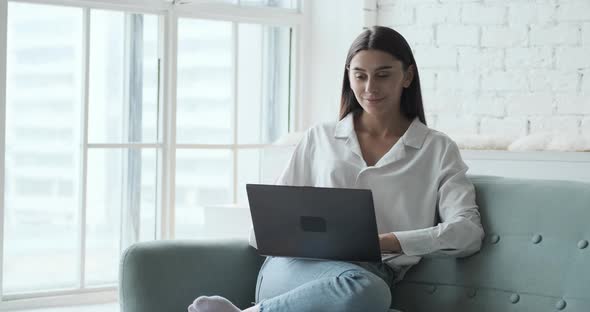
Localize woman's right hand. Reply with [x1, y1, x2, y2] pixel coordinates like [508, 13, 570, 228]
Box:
[379, 232, 402, 253]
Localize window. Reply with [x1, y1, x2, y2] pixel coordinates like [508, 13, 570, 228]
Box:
[3, 1, 161, 296]
[176, 0, 298, 9]
[4, 2, 84, 294]
[174, 19, 292, 239]
[0, 0, 301, 309]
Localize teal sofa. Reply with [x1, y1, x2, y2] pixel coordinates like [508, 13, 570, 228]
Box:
[119, 176, 590, 311]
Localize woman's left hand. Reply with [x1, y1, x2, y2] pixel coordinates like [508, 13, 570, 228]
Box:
[379, 233, 402, 253]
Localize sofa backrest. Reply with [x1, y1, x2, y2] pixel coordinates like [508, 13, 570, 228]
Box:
[392, 175, 590, 312]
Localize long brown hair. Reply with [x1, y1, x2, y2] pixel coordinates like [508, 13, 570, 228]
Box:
[340, 26, 426, 125]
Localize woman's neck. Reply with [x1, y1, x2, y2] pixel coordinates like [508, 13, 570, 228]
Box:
[355, 111, 412, 138]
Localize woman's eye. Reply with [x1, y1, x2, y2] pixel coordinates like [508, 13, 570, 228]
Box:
[354, 75, 366, 80]
[377, 72, 390, 78]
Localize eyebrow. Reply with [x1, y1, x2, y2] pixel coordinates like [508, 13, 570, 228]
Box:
[350, 65, 394, 71]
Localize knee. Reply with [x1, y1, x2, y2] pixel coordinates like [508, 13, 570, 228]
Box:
[337, 272, 392, 312]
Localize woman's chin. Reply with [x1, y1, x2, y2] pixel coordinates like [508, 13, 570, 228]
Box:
[360, 104, 387, 115]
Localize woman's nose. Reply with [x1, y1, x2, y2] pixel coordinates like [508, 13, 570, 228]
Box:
[365, 78, 378, 93]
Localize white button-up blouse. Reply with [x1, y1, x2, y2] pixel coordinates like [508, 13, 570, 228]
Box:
[249, 113, 484, 267]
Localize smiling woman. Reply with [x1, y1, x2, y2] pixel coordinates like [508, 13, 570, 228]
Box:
[348, 51, 413, 114]
[340, 27, 423, 168]
[347, 50, 415, 166]
[191, 25, 483, 312]
[340, 26, 425, 127]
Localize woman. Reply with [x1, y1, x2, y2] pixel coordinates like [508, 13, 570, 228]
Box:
[189, 26, 484, 312]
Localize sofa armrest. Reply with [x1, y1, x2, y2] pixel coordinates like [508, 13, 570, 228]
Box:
[119, 239, 265, 312]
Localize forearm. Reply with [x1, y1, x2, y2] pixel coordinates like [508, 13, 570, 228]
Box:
[393, 217, 484, 257]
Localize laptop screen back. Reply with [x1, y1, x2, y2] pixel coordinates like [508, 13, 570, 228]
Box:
[246, 184, 381, 262]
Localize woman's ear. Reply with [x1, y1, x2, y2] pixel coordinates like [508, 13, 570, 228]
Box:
[403, 64, 415, 88]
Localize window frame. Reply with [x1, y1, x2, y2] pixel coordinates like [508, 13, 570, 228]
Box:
[0, 0, 306, 309]
[0, 0, 7, 308]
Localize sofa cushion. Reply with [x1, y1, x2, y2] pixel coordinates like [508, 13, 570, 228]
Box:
[392, 176, 590, 311]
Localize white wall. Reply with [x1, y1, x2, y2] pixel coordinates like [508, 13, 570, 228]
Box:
[300, 0, 374, 129]
[376, 0, 590, 142]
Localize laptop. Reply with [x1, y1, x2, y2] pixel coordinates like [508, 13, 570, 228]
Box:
[246, 184, 384, 262]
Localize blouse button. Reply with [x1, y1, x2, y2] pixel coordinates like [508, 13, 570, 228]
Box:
[510, 294, 520, 304]
[466, 289, 477, 298]
[532, 234, 542, 244]
[578, 240, 588, 249]
[427, 285, 437, 294]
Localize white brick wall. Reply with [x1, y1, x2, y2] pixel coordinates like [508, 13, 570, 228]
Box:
[377, 0, 589, 143]
[556, 47, 590, 70]
[390, 25, 434, 45]
[507, 3, 556, 25]
[584, 23, 590, 45]
[458, 47, 503, 71]
[463, 93, 504, 117]
[506, 92, 555, 116]
[506, 92, 554, 116]
[529, 24, 579, 46]
[437, 25, 479, 46]
[418, 69, 436, 90]
[583, 70, 590, 92]
[529, 70, 579, 92]
[378, 5, 415, 26]
[436, 114, 479, 137]
[556, 1, 590, 22]
[530, 116, 581, 135]
[421, 90, 463, 114]
[583, 117, 590, 134]
[424, 113, 438, 128]
[413, 46, 457, 68]
[437, 70, 480, 91]
[482, 26, 527, 48]
[505, 47, 552, 69]
[414, 4, 461, 25]
[480, 117, 527, 139]
[481, 70, 528, 91]
[423, 91, 475, 114]
[461, 4, 506, 25]
[556, 94, 590, 115]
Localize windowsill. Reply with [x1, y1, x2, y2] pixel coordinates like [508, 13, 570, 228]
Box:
[0, 289, 117, 311]
[17, 302, 118, 312]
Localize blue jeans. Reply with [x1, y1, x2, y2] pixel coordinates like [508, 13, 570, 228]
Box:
[255, 257, 399, 312]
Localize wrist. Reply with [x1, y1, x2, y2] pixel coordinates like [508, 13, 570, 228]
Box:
[380, 232, 402, 253]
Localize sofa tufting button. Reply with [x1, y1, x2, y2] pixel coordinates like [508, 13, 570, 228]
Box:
[467, 289, 477, 298]
[489, 235, 500, 244]
[427, 285, 437, 294]
[532, 234, 542, 244]
[555, 299, 567, 310]
[578, 240, 589, 249]
[510, 294, 520, 304]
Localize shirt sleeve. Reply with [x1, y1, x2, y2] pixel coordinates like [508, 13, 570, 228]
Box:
[248, 129, 314, 249]
[393, 141, 485, 258]
[274, 129, 314, 186]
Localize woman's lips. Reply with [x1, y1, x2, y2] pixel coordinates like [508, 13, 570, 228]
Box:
[364, 97, 385, 103]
